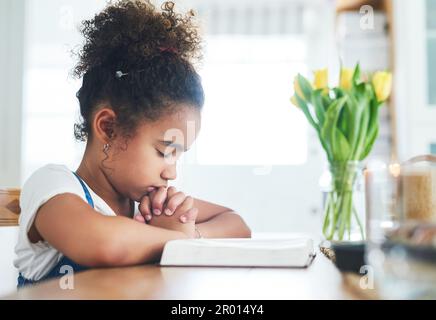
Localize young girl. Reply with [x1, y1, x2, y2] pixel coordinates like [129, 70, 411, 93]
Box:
[14, 0, 251, 287]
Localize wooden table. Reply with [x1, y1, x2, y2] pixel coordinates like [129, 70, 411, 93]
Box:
[3, 248, 376, 300]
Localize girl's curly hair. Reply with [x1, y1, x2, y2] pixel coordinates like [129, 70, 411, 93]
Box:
[73, 0, 204, 142]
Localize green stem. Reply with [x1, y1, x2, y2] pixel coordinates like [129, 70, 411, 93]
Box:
[322, 193, 332, 237]
[328, 191, 340, 240]
[338, 191, 352, 240]
[332, 163, 359, 241]
[347, 193, 352, 239]
[336, 166, 352, 240]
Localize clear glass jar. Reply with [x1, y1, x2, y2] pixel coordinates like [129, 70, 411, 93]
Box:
[365, 157, 436, 299]
[320, 161, 366, 242]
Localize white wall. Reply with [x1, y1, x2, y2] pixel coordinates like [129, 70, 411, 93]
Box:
[0, 0, 25, 187]
[175, 163, 326, 235]
[0, 0, 25, 298]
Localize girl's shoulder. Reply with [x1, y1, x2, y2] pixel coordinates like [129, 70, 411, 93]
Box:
[20, 164, 83, 208]
[25, 163, 75, 182]
[31, 163, 73, 176]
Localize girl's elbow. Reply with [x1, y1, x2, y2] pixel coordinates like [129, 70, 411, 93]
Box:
[86, 238, 127, 267]
[93, 238, 157, 266]
[242, 224, 252, 238]
[233, 213, 251, 238]
[246, 227, 252, 238]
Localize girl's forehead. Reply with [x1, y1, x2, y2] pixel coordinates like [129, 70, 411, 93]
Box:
[161, 107, 201, 126]
[139, 107, 201, 140]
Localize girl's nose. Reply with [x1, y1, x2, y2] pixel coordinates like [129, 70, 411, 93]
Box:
[161, 164, 177, 181]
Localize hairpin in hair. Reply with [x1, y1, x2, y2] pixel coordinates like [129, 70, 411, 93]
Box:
[115, 69, 145, 79]
[115, 70, 129, 79]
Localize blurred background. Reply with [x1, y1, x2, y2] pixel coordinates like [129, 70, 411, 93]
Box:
[0, 0, 436, 295]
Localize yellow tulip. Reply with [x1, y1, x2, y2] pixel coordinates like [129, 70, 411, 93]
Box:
[372, 71, 392, 102]
[290, 95, 299, 108]
[340, 68, 354, 90]
[293, 76, 305, 100]
[313, 69, 329, 94]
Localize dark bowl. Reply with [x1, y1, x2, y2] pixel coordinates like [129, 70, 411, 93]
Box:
[331, 241, 366, 274]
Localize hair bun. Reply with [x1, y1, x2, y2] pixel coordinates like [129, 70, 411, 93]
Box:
[73, 0, 202, 78]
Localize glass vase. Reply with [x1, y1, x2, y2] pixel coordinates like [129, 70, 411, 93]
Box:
[320, 161, 366, 242]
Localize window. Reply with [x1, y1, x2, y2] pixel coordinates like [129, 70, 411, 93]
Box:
[195, 35, 308, 165]
[21, 0, 106, 183]
[426, 0, 436, 106]
[430, 143, 436, 155]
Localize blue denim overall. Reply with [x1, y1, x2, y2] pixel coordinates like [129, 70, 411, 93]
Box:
[17, 172, 92, 288]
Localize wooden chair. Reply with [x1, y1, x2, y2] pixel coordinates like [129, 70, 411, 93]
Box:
[0, 189, 21, 226]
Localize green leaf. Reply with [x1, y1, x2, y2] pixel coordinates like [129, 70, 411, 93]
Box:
[295, 93, 319, 131]
[366, 94, 381, 138]
[342, 98, 356, 138]
[321, 96, 348, 162]
[333, 87, 345, 100]
[359, 95, 381, 160]
[337, 106, 350, 139]
[360, 126, 379, 160]
[354, 82, 366, 99]
[322, 95, 332, 111]
[351, 100, 371, 159]
[297, 74, 313, 101]
[352, 63, 361, 87]
[334, 128, 351, 161]
[345, 94, 365, 159]
[317, 131, 333, 163]
[311, 89, 325, 127]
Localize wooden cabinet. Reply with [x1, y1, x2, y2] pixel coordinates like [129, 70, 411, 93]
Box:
[0, 189, 20, 226]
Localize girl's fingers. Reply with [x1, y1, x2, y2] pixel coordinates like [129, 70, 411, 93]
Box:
[162, 186, 177, 213]
[134, 214, 146, 223]
[166, 186, 178, 199]
[174, 196, 195, 216]
[180, 207, 198, 223]
[138, 196, 152, 221]
[151, 187, 167, 216]
[164, 192, 186, 216]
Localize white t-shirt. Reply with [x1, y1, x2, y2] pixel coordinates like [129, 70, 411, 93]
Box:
[14, 164, 139, 281]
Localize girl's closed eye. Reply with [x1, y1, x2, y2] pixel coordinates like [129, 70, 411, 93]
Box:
[156, 149, 168, 158]
[156, 149, 176, 159]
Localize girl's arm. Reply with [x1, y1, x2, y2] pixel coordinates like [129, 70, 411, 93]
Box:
[193, 198, 251, 238]
[34, 193, 189, 267]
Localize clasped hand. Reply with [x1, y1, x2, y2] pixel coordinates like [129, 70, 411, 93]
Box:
[134, 187, 199, 238]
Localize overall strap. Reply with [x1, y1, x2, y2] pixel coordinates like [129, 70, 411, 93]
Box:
[72, 172, 95, 208]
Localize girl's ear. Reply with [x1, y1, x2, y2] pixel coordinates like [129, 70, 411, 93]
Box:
[93, 107, 117, 143]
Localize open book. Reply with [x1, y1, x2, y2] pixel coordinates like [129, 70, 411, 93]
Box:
[160, 237, 316, 268]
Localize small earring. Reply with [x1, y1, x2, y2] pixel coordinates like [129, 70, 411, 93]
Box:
[103, 143, 110, 153]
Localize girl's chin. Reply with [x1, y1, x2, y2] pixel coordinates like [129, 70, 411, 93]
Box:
[128, 191, 146, 203]
[132, 189, 155, 202]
